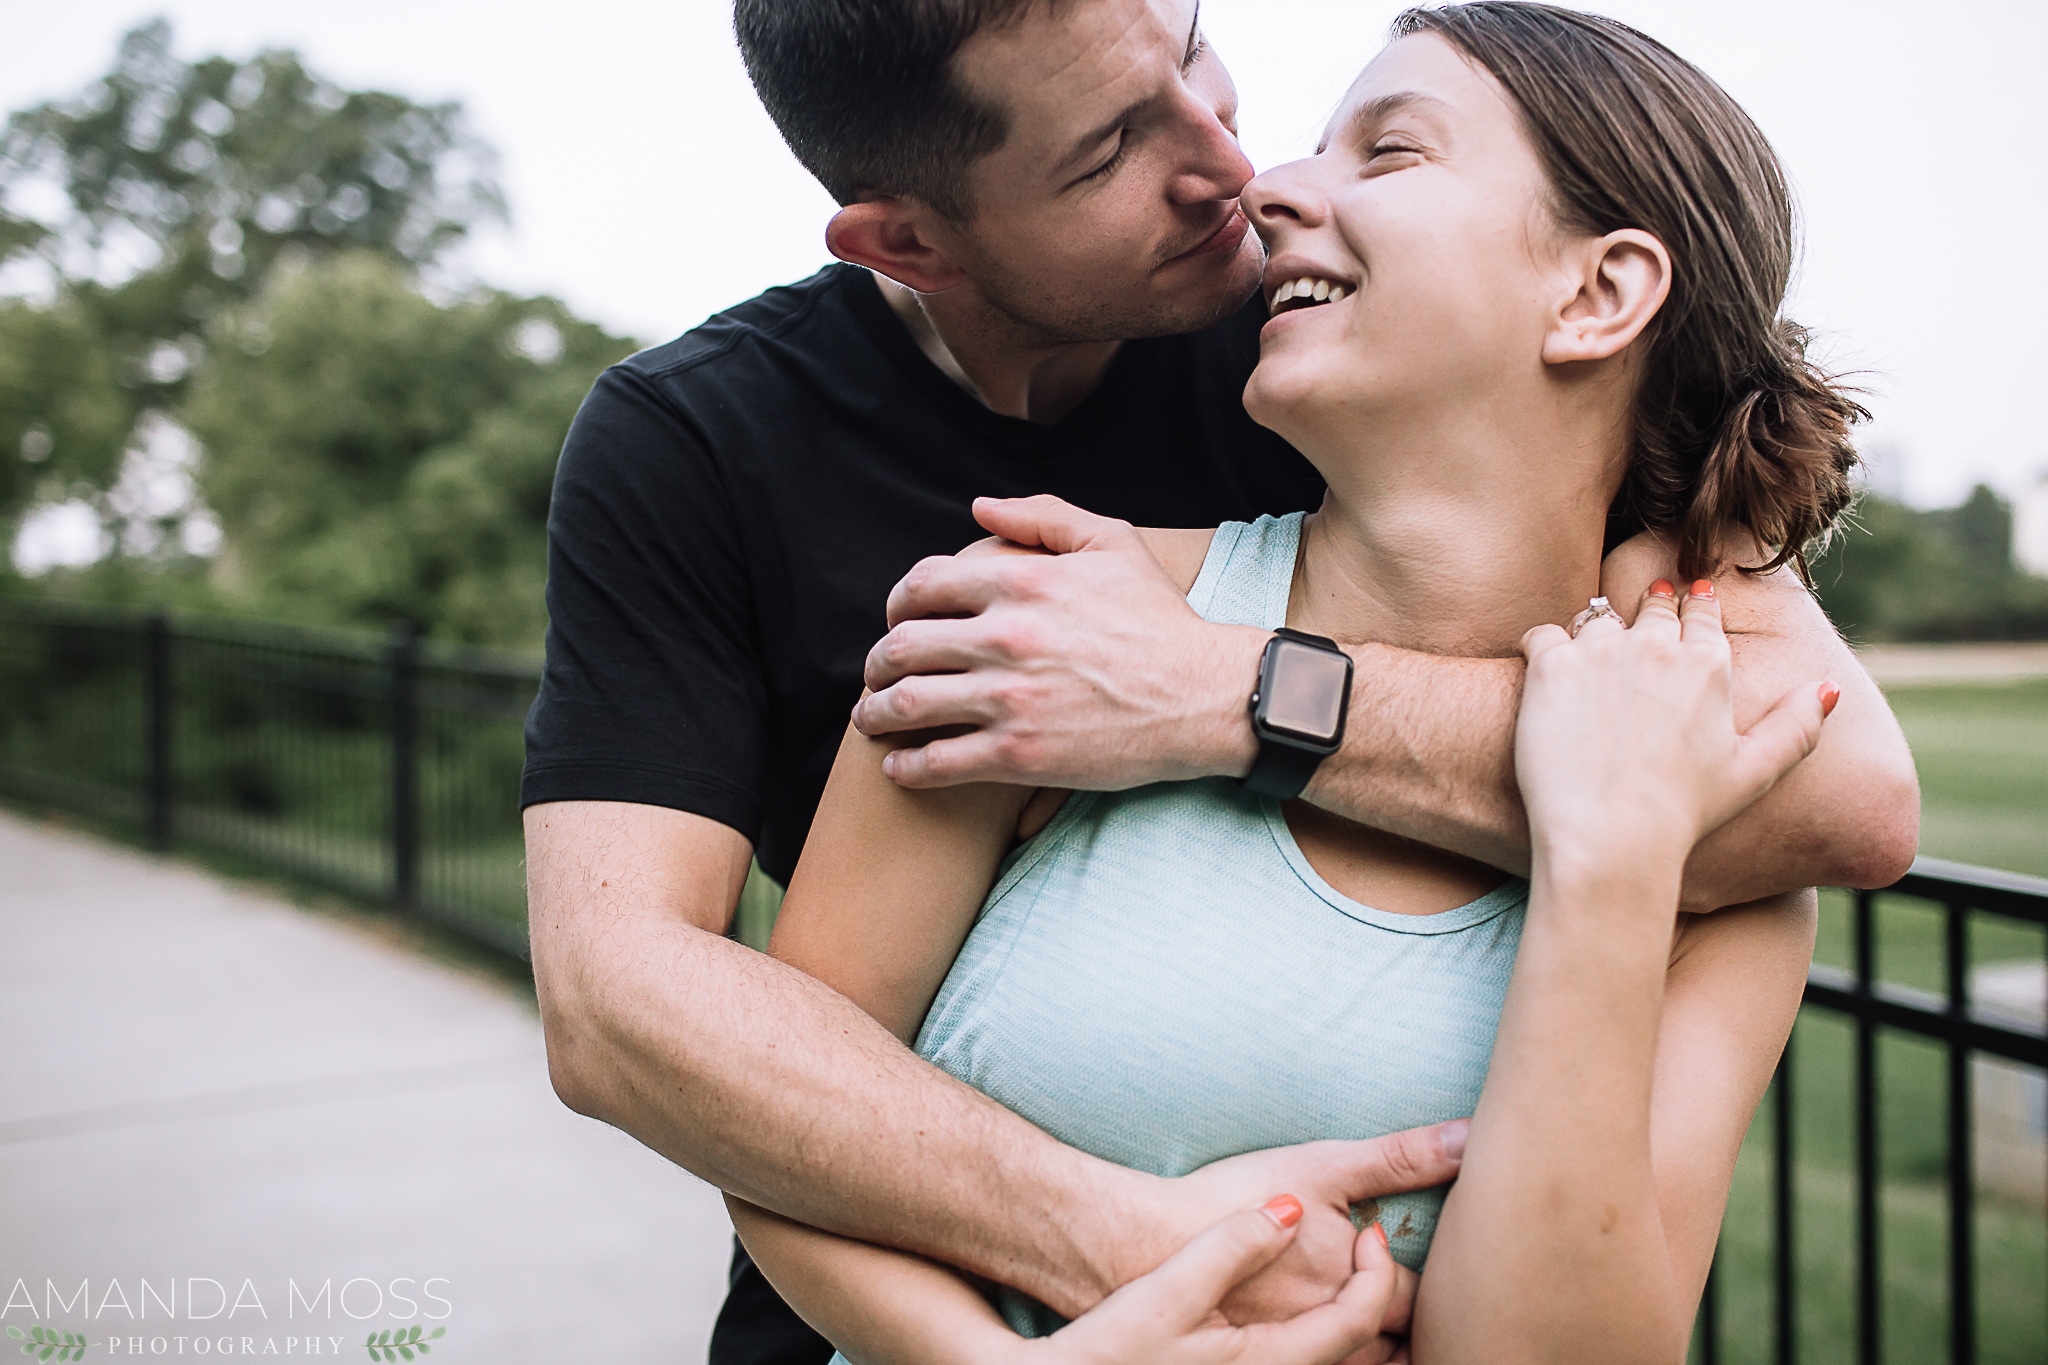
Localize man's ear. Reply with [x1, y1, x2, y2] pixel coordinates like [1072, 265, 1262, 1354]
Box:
[826, 199, 969, 295]
[1541, 229, 1671, 366]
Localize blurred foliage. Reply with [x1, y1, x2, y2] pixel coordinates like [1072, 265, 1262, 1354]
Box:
[0, 17, 504, 502]
[1811, 484, 2048, 642]
[0, 19, 634, 649]
[186, 253, 633, 645]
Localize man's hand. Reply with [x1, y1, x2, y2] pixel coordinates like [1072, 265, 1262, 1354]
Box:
[1034, 1201, 1404, 1365]
[853, 494, 1260, 789]
[1108, 1121, 1464, 1351]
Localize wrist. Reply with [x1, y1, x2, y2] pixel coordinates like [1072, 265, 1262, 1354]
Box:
[1032, 1161, 1174, 1318]
[1187, 624, 1266, 781]
[1531, 833, 1689, 923]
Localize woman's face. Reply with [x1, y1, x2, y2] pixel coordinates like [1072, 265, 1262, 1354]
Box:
[1241, 34, 1570, 448]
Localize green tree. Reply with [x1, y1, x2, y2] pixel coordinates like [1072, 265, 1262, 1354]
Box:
[1812, 485, 2048, 642]
[184, 252, 635, 646]
[0, 17, 503, 536]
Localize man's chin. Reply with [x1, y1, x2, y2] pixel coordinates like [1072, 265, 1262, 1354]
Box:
[981, 246, 1263, 345]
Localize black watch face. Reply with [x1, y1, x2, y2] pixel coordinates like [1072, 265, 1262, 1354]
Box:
[1265, 639, 1349, 743]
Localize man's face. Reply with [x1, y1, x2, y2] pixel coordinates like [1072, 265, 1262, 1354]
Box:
[942, 0, 1264, 344]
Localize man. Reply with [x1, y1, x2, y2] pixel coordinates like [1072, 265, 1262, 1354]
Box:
[521, 2, 1919, 1363]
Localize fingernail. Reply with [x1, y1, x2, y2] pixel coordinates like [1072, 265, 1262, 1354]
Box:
[1689, 580, 1714, 599]
[1819, 682, 1841, 717]
[1371, 1222, 1391, 1250]
[1649, 580, 1675, 598]
[1439, 1118, 1469, 1160]
[880, 752, 896, 777]
[1262, 1194, 1304, 1228]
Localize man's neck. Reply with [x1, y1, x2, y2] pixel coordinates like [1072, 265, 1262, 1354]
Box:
[873, 271, 1123, 425]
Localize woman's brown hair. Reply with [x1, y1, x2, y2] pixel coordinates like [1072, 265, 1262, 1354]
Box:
[1395, 2, 1866, 579]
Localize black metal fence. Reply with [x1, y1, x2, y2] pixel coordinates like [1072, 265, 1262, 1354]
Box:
[1697, 866, 2047, 1364]
[0, 599, 537, 957]
[2, 599, 2043, 1359]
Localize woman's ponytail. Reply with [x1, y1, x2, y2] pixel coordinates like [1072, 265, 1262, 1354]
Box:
[1673, 323, 1869, 582]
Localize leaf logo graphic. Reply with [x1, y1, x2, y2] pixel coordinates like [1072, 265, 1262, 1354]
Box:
[361, 1324, 446, 1360]
[7, 1325, 91, 1361]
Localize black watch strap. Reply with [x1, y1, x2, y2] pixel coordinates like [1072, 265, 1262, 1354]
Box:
[1242, 736, 1328, 800]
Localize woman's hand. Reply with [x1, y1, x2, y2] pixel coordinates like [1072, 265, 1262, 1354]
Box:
[1514, 580, 1837, 871]
[1029, 1196, 1405, 1365]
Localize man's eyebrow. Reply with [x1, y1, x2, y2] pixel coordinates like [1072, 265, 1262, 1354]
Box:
[1316, 90, 1452, 154]
[1053, 2, 1203, 181]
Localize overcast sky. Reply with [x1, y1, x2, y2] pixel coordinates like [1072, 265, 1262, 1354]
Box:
[8, 0, 2044, 508]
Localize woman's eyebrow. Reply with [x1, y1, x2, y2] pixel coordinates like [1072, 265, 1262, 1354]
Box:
[1316, 90, 1453, 154]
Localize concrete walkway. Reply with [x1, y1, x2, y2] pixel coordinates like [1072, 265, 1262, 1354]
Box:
[0, 810, 733, 1361]
[1858, 640, 2048, 685]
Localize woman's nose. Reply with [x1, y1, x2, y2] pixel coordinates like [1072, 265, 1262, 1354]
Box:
[1242, 160, 1325, 235]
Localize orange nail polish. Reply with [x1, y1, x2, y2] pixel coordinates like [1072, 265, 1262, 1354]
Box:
[1649, 579, 1675, 598]
[1262, 1195, 1304, 1228]
[1372, 1222, 1391, 1250]
[1819, 682, 1841, 717]
[1690, 580, 1714, 599]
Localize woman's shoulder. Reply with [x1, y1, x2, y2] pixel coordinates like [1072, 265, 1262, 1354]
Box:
[1135, 526, 1220, 595]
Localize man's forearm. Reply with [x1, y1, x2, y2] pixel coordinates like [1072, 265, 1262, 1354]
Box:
[544, 908, 1145, 1317]
[1299, 645, 1533, 876]
[1275, 630, 1913, 910]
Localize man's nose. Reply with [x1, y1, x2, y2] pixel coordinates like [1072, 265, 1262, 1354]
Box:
[1165, 102, 1256, 204]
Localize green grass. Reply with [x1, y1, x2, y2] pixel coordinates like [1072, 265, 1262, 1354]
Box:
[1885, 678, 2048, 878]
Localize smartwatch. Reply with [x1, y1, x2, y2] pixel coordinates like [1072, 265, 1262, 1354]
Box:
[1242, 628, 1353, 800]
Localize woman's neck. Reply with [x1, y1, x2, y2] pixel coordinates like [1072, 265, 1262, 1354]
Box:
[1286, 405, 1622, 658]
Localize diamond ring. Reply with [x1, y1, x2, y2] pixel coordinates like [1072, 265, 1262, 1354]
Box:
[1568, 596, 1621, 638]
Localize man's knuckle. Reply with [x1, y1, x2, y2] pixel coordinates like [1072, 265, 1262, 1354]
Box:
[997, 621, 1047, 661]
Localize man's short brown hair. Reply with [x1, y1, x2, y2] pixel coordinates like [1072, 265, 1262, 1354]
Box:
[733, 0, 1050, 222]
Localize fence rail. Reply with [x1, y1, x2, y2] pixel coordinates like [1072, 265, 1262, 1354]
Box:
[0, 598, 537, 957]
[2, 599, 2043, 1361]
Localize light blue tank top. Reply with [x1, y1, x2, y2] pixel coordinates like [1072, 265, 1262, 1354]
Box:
[825, 514, 1526, 1354]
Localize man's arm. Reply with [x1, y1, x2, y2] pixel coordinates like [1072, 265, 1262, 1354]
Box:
[525, 799, 1462, 1321]
[852, 497, 1918, 910]
[1296, 533, 1917, 909]
[528, 799, 1132, 1317]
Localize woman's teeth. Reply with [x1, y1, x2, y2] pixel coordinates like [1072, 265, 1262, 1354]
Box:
[1268, 276, 1349, 316]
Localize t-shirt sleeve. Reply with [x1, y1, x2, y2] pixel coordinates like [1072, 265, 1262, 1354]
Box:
[519, 361, 767, 842]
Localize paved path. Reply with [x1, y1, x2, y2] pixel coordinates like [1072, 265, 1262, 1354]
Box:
[1857, 641, 2048, 685]
[0, 810, 733, 1361]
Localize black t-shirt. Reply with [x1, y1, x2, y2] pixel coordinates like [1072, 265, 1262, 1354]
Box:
[521, 262, 1323, 883]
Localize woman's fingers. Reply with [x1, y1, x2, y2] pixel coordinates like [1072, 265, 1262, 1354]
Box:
[1244, 1222, 1401, 1365]
[1633, 578, 1681, 636]
[1677, 579, 1725, 645]
[1520, 621, 1571, 662]
[1722, 679, 1838, 819]
[1124, 1197, 1308, 1329]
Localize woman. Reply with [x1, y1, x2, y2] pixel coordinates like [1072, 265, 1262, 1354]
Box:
[733, 4, 1866, 1360]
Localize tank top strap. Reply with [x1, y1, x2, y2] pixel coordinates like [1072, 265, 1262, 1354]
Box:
[1185, 512, 1303, 629]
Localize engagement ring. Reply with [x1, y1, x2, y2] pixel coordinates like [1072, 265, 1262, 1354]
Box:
[1568, 596, 1620, 638]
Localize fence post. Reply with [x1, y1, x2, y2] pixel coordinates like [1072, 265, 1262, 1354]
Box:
[389, 622, 419, 911]
[145, 611, 172, 851]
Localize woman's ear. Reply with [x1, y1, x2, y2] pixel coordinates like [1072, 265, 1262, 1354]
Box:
[1541, 229, 1672, 365]
[826, 200, 970, 295]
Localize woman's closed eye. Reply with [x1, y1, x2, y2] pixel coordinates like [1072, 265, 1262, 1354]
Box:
[1365, 140, 1426, 172]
